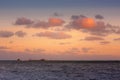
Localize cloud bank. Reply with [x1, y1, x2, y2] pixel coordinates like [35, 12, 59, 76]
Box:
[15, 17, 65, 29]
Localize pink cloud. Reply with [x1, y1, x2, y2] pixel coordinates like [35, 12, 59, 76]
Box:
[0, 31, 14, 38]
[15, 31, 26, 37]
[15, 17, 34, 25]
[34, 31, 72, 39]
[84, 36, 104, 41]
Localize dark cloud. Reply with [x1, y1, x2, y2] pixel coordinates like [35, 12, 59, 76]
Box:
[0, 31, 14, 38]
[14, 17, 65, 29]
[15, 31, 26, 37]
[71, 15, 87, 20]
[71, 15, 80, 20]
[84, 36, 104, 41]
[15, 17, 34, 25]
[80, 15, 87, 18]
[95, 14, 104, 19]
[53, 12, 62, 17]
[34, 31, 72, 39]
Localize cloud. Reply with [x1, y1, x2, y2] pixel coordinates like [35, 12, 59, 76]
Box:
[32, 48, 45, 53]
[59, 42, 71, 45]
[64, 47, 92, 54]
[15, 17, 34, 25]
[82, 48, 91, 53]
[57, 48, 120, 60]
[14, 16, 120, 37]
[67, 17, 96, 30]
[71, 15, 87, 20]
[62, 48, 80, 55]
[0, 49, 119, 60]
[87, 21, 111, 36]
[0, 49, 47, 60]
[0, 46, 10, 49]
[53, 12, 62, 17]
[95, 14, 104, 19]
[48, 18, 65, 26]
[71, 15, 80, 20]
[25, 48, 45, 53]
[34, 31, 72, 39]
[24, 48, 31, 52]
[84, 36, 104, 41]
[9, 41, 14, 44]
[114, 38, 120, 41]
[0, 30, 27, 38]
[85, 22, 120, 36]
[100, 41, 110, 44]
[0, 31, 14, 38]
[15, 31, 26, 37]
[116, 29, 120, 34]
[28, 21, 49, 29]
[14, 17, 65, 29]
[67, 15, 120, 36]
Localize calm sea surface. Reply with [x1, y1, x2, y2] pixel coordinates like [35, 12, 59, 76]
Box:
[0, 61, 119, 80]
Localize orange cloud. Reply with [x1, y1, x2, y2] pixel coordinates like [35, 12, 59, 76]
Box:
[81, 18, 96, 28]
[67, 15, 120, 36]
[48, 18, 65, 26]
[75, 18, 96, 28]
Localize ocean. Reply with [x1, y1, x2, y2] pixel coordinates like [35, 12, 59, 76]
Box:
[0, 61, 119, 80]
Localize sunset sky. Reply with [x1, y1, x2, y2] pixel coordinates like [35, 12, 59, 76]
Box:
[0, 0, 120, 60]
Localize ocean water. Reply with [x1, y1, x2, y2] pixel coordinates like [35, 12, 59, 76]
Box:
[0, 61, 119, 80]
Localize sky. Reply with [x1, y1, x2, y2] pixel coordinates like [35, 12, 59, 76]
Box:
[0, 0, 120, 60]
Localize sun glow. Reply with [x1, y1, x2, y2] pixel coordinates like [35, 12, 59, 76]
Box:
[81, 18, 96, 28]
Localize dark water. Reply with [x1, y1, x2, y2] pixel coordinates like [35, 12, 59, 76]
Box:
[0, 61, 120, 80]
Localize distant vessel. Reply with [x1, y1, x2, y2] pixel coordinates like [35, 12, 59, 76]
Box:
[40, 59, 46, 61]
[17, 58, 21, 62]
[27, 59, 46, 62]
